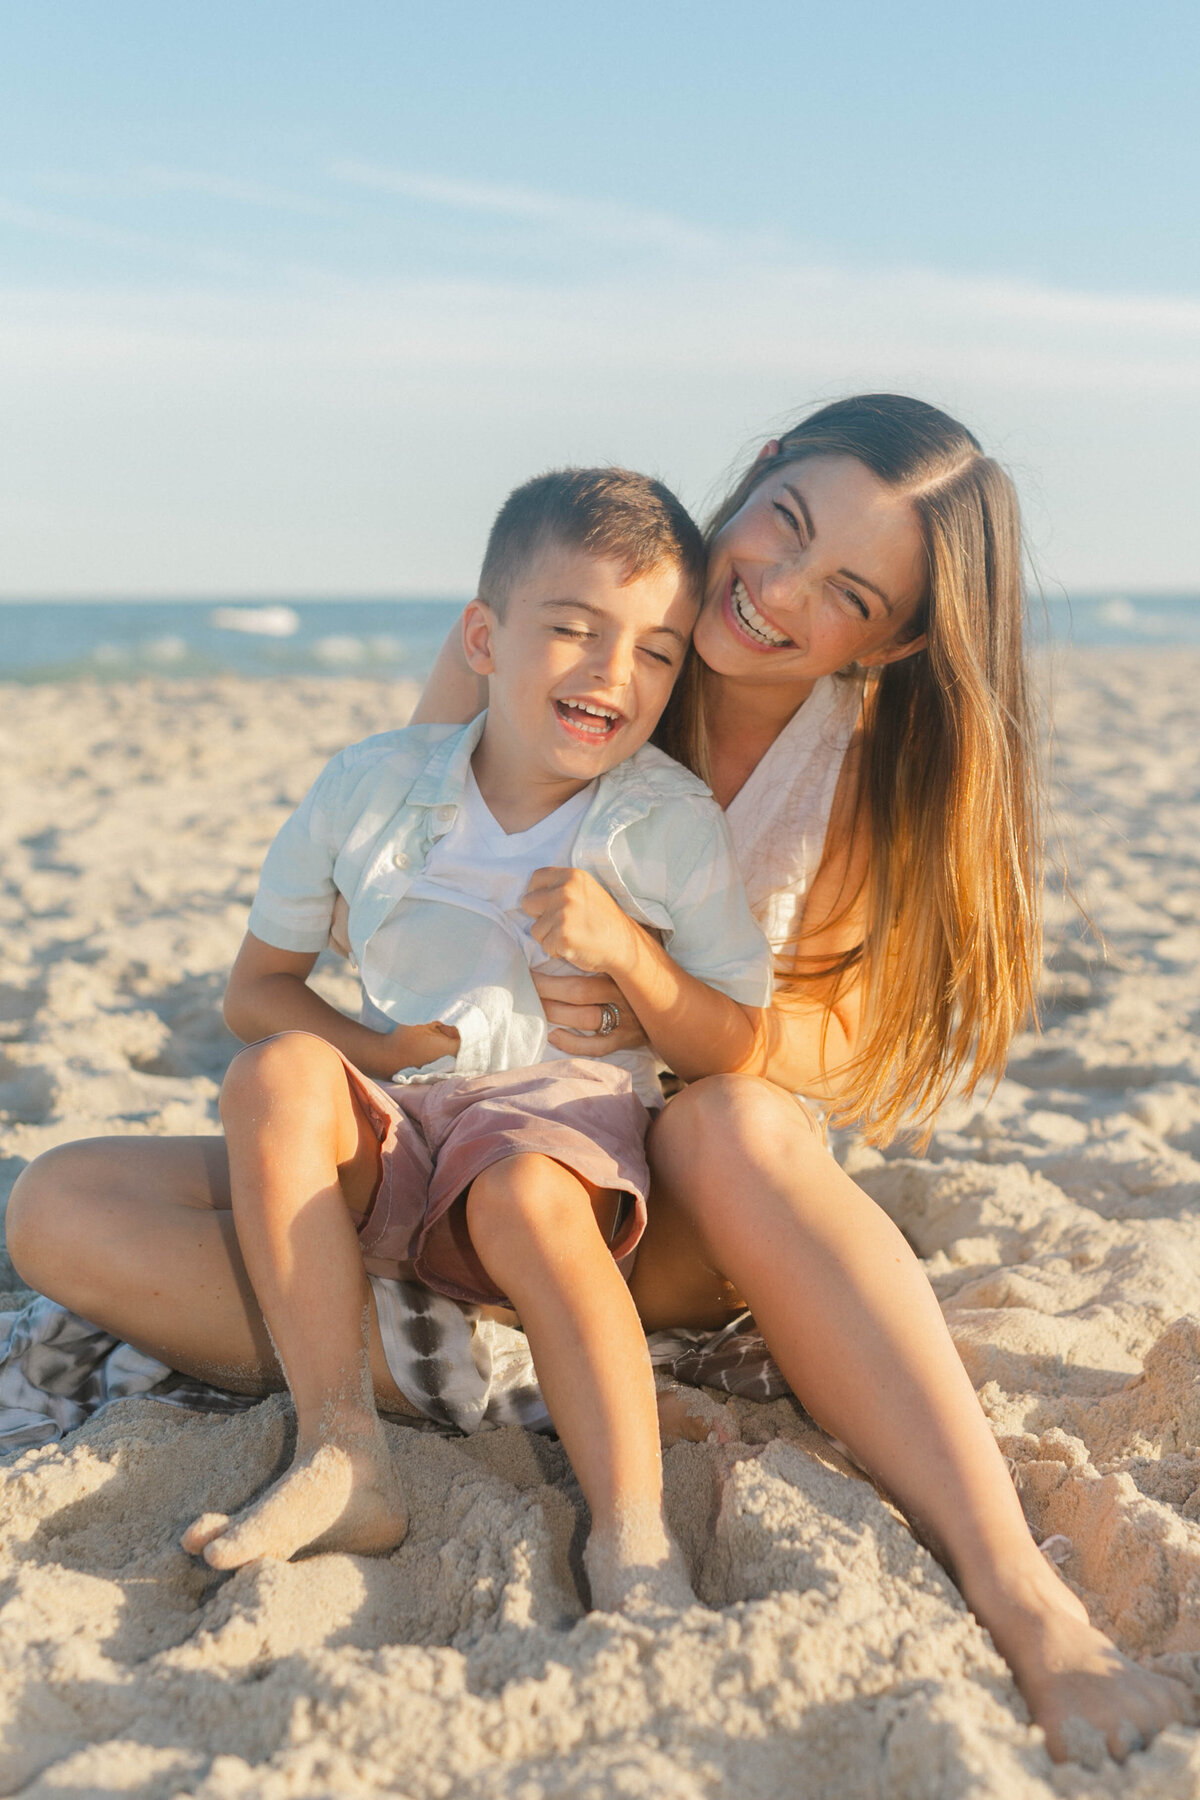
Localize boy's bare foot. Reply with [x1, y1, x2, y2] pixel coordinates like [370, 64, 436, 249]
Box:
[181, 1425, 408, 1568]
[583, 1506, 696, 1614]
[978, 1568, 1196, 1764]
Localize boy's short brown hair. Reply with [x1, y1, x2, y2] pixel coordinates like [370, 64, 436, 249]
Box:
[478, 467, 706, 617]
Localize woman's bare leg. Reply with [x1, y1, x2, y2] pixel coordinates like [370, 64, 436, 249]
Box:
[5, 1118, 418, 1407]
[632, 1076, 1195, 1763]
[179, 1032, 409, 1567]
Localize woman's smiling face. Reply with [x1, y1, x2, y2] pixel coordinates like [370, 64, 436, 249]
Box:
[695, 453, 929, 686]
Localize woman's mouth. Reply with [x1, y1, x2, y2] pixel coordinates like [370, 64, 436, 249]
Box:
[554, 698, 623, 742]
[727, 576, 793, 649]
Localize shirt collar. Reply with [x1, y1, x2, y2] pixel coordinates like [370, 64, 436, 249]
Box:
[407, 712, 488, 811]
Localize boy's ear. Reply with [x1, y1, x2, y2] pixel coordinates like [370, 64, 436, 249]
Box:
[462, 598, 499, 675]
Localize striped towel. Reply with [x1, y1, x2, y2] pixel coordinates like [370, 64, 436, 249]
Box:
[0, 1285, 788, 1455]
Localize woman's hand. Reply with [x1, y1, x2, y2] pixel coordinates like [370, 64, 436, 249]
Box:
[532, 970, 649, 1057]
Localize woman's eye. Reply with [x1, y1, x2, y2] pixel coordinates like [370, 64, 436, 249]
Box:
[838, 587, 870, 620]
[773, 503, 803, 539]
[639, 646, 675, 667]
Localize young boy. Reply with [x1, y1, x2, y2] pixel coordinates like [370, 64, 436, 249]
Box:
[181, 469, 772, 1612]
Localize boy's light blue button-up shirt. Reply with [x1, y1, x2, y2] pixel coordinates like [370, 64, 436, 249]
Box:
[247, 714, 773, 1104]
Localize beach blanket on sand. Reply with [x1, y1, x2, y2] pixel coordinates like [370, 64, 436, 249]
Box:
[0, 1286, 789, 1455]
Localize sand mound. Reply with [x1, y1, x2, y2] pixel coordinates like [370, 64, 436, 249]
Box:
[2, 654, 1200, 1796]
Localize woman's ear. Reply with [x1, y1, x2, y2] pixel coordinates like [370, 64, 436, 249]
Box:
[858, 630, 929, 669]
[754, 439, 782, 464]
[461, 598, 498, 675]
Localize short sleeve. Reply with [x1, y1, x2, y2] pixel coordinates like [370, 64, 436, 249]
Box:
[246, 757, 344, 953]
[662, 804, 775, 1006]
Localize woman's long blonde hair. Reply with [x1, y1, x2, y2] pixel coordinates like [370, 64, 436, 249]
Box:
[657, 394, 1041, 1143]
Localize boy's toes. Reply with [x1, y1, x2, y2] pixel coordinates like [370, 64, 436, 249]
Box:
[181, 1512, 231, 1555]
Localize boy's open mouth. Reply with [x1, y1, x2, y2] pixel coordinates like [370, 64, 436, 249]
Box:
[553, 699, 623, 742]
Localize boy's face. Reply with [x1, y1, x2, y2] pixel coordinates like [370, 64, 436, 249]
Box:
[463, 544, 697, 787]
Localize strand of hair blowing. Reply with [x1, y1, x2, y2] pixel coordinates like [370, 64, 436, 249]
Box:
[840, 452, 1042, 1143]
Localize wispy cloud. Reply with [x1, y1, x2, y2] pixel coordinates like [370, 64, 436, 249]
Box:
[2, 164, 1198, 591]
[329, 157, 720, 255]
[0, 196, 165, 256]
[135, 166, 334, 217]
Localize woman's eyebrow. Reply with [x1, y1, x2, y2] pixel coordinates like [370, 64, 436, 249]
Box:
[838, 570, 893, 612]
[782, 485, 815, 537]
[783, 485, 893, 612]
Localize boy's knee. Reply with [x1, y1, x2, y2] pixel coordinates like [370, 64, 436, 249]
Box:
[466, 1155, 584, 1253]
[219, 1032, 339, 1119]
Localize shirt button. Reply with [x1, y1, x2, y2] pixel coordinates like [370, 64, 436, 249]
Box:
[392, 851, 409, 870]
[435, 805, 456, 824]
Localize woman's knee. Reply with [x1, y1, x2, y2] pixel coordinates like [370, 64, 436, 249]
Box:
[6, 1142, 97, 1287]
[652, 1075, 821, 1172]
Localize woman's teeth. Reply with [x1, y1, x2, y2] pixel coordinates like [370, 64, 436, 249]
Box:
[556, 700, 619, 736]
[732, 578, 791, 647]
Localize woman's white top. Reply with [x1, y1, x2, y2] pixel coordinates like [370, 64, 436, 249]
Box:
[724, 673, 863, 963]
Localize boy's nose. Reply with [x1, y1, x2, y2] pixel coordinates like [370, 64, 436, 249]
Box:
[589, 637, 635, 688]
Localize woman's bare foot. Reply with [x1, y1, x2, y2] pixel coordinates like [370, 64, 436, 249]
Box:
[583, 1504, 696, 1614]
[655, 1380, 736, 1447]
[181, 1422, 408, 1568]
[975, 1564, 1196, 1764]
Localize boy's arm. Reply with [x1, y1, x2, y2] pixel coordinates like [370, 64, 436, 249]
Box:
[224, 932, 459, 1079]
[520, 869, 763, 1082]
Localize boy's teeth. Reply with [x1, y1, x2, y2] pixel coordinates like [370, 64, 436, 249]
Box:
[732, 578, 791, 647]
[559, 700, 619, 735]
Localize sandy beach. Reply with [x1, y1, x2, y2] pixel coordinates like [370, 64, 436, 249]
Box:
[2, 651, 1200, 1798]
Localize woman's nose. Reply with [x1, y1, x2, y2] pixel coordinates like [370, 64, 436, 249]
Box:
[759, 561, 808, 615]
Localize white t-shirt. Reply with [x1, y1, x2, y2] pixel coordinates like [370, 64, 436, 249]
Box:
[365, 768, 661, 1085]
[404, 766, 593, 968]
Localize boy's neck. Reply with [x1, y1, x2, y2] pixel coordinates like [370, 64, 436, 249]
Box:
[470, 727, 595, 834]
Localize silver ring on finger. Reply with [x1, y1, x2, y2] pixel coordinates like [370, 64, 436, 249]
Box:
[597, 1002, 621, 1037]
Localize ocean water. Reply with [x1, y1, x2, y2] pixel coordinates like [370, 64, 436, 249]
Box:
[0, 598, 465, 685]
[0, 593, 1198, 685]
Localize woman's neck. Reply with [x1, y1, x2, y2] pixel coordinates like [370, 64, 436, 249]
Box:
[704, 671, 818, 810]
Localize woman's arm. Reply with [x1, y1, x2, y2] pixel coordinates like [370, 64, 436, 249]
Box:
[223, 932, 459, 1079]
[410, 615, 488, 725]
[521, 868, 760, 1081]
[532, 742, 871, 1098]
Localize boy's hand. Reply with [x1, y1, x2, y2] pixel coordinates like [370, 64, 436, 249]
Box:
[383, 1019, 460, 1076]
[521, 868, 640, 978]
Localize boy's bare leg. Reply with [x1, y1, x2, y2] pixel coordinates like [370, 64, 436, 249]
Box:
[633, 1076, 1196, 1764]
[465, 1153, 694, 1614]
[176, 1032, 409, 1567]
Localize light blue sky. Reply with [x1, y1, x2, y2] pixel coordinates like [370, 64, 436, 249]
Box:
[3, 1, 1198, 595]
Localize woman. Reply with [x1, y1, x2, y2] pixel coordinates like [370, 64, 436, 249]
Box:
[411, 394, 1194, 1760]
[7, 396, 1191, 1760]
